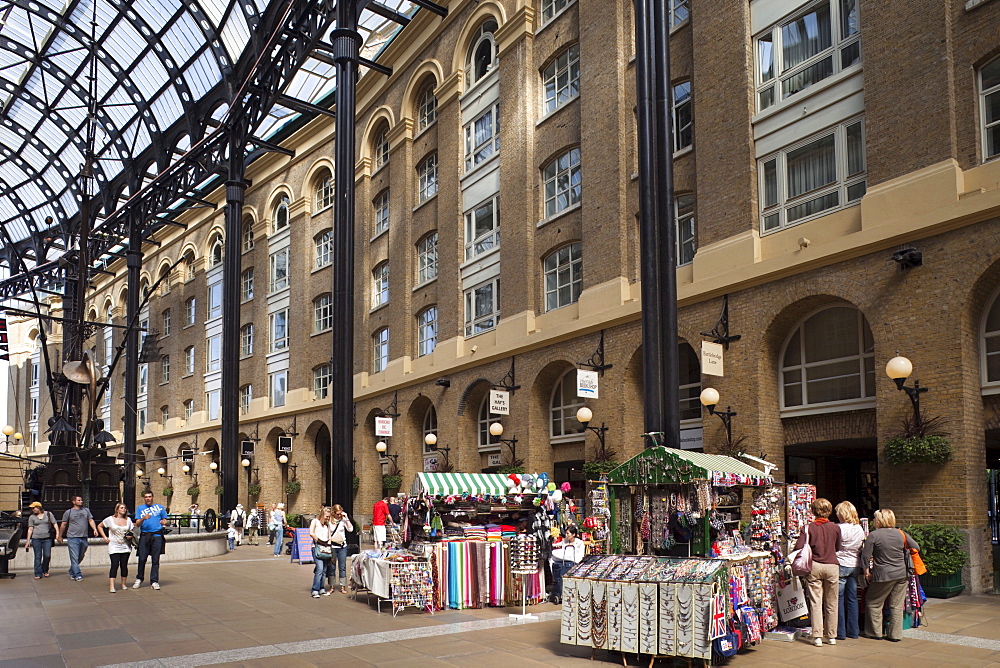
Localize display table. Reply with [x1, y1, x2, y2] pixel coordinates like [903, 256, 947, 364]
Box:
[351, 551, 434, 615]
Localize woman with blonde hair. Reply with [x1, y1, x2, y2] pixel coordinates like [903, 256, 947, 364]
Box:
[860, 509, 919, 642]
[835, 501, 865, 639]
[96, 503, 134, 593]
[793, 497, 842, 646]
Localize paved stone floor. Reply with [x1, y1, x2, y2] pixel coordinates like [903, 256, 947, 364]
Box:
[2, 543, 999, 667]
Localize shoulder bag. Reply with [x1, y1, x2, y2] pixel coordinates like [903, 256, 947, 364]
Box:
[790, 524, 813, 577]
[899, 529, 927, 576]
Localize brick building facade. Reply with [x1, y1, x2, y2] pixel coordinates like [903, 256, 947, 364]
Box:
[6, 0, 1000, 592]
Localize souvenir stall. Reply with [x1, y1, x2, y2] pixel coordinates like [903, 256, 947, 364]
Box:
[350, 548, 435, 616]
[401, 471, 569, 610]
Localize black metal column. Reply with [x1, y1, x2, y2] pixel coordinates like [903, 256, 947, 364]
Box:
[221, 174, 247, 516]
[331, 1, 361, 516]
[122, 218, 142, 507]
[634, 0, 679, 448]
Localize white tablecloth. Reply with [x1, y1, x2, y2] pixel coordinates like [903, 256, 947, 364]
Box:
[351, 555, 391, 599]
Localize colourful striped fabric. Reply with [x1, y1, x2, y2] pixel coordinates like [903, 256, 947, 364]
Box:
[412, 472, 510, 496]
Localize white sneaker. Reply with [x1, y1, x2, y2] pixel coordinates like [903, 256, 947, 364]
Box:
[151, 582, 160, 590]
[132, 580, 142, 589]
[827, 638, 837, 645]
[813, 637, 823, 647]
[311, 591, 320, 598]
[321, 589, 332, 596]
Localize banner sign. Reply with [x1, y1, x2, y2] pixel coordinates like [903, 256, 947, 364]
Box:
[576, 369, 599, 399]
[489, 389, 509, 415]
[701, 341, 724, 377]
[375, 416, 393, 437]
[291, 528, 314, 564]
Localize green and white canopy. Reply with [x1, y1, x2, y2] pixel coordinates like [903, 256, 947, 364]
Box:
[607, 447, 772, 486]
[411, 472, 511, 497]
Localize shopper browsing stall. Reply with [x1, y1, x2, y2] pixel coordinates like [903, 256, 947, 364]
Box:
[794, 498, 842, 647]
[549, 525, 584, 604]
[835, 500, 865, 640]
[861, 509, 919, 642]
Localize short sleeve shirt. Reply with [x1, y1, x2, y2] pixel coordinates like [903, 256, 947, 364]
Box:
[135, 503, 168, 533]
[61, 507, 94, 538]
[28, 512, 57, 540]
[102, 517, 134, 554]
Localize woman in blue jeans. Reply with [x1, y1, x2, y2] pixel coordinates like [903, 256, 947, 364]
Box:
[835, 501, 865, 640]
[309, 505, 353, 597]
[25, 502, 61, 579]
[548, 526, 584, 604]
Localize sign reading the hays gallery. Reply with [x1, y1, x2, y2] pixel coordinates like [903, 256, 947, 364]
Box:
[489, 389, 510, 415]
[701, 341, 724, 377]
[576, 369, 599, 399]
[374, 416, 393, 437]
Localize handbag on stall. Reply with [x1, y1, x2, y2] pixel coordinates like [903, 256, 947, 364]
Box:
[898, 529, 927, 576]
[789, 524, 813, 577]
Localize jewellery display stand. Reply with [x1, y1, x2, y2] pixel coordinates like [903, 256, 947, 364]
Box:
[509, 534, 539, 621]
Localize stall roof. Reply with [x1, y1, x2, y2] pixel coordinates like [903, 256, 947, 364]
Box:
[606, 447, 771, 486]
[411, 472, 511, 497]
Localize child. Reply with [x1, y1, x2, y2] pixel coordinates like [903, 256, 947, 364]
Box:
[227, 524, 237, 551]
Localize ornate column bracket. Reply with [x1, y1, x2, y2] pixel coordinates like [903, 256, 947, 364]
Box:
[700, 294, 742, 349]
[577, 330, 614, 376]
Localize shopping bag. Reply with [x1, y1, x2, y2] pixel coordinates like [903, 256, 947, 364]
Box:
[789, 525, 813, 577]
[776, 577, 808, 622]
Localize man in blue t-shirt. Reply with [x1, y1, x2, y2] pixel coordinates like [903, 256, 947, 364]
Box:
[133, 490, 169, 590]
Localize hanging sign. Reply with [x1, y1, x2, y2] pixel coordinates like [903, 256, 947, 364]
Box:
[181, 449, 194, 463]
[701, 341, 724, 377]
[679, 427, 703, 451]
[489, 389, 510, 415]
[277, 436, 293, 453]
[423, 455, 439, 472]
[576, 369, 599, 399]
[487, 453, 502, 467]
[240, 440, 255, 458]
[374, 416, 393, 437]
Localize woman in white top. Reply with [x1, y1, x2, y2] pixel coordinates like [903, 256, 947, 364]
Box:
[835, 501, 866, 640]
[309, 506, 354, 597]
[96, 503, 134, 593]
[549, 525, 584, 604]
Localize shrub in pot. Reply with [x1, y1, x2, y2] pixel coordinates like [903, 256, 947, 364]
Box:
[905, 523, 968, 598]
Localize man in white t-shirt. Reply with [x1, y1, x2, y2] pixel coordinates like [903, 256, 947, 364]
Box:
[229, 504, 246, 546]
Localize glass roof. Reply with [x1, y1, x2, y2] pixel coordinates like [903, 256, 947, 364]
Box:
[0, 0, 420, 264]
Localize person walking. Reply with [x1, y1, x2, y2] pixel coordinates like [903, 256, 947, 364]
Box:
[271, 503, 287, 556]
[267, 503, 279, 545]
[96, 503, 134, 593]
[835, 501, 865, 640]
[133, 490, 169, 590]
[794, 498, 842, 647]
[229, 504, 246, 547]
[24, 501, 60, 579]
[247, 507, 260, 546]
[861, 508, 920, 642]
[372, 497, 389, 549]
[60, 495, 98, 581]
[549, 525, 584, 604]
[309, 506, 338, 598]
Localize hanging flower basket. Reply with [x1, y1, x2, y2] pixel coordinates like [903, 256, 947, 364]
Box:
[497, 465, 525, 475]
[382, 474, 402, 491]
[583, 459, 619, 478]
[885, 435, 951, 466]
[162, 487, 174, 497]
[214, 484, 224, 496]
[248, 483, 261, 496]
[186, 486, 200, 497]
[284, 480, 301, 495]
[352, 476, 360, 491]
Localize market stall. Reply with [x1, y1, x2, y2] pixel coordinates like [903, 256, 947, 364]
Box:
[350, 548, 435, 616]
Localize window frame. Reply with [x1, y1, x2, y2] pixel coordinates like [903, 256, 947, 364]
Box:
[543, 243, 583, 312]
[754, 0, 862, 113]
[372, 327, 389, 374]
[465, 103, 500, 170]
[465, 277, 500, 337]
[206, 335, 221, 373]
[678, 342, 702, 424]
[465, 196, 500, 260]
[272, 195, 290, 233]
[240, 323, 254, 358]
[778, 305, 876, 414]
[543, 147, 582, 218]
[675, 194, 696, 266]
[315, 230, 332, 269]
[207, 281, 223, 320]
[550, 369, 587, 442]
[314, 293, 333, 333]
[209, 235, 223, 267]
[372, 126, 390, 170]
[372, 261, 390, 309]
[184, 346, 195, 375]
[542, 44, 581, 115]
[206, 390, 221, 421]
[241, 268, 254, 302]
[417, 152, 439, 203]
[417, 82, 437, 131]
[314, 171, 334, 211]
[269, 247, 290, 292]
[240, 385, 253, 414]
[270, 309, 290, 352]
[467, 20, 498, 86]
[417, 306, 438, 357]
[242, 221, 255, 252]
[980, 284, 1000, 392]
[981, 55, 1000, 163]
[161, 355, 170, 383]
[313, 364, 331, 400]
[417, 231, 439, 285]
[758, 116, 866, 233]
[477, 396, 500, 451]
[183, 399, 194, 420]
[162, 309, 171, 336]
[422, 406, 438, 455]
[185, 297, 196, 326]
[373, 189, 390, 237]
[672, 81, 692, 152]
[269, 371, 288, 408]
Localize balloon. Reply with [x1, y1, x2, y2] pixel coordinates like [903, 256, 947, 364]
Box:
[561, 482, 572, 493]
[551, 490, 563, 502]
[536, 478, 546, 490]
[547, 482, 556, 492]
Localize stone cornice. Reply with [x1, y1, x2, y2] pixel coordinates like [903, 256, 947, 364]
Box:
[495, 5, 535, 58]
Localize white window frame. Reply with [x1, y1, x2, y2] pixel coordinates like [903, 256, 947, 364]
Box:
[185, 298, 196, 326]
[759, 117, 866, 233]
[668, 0, 690, 28]
[465, 277, 500, 337]
[754, 0, 861, 112]
[540, 0, 574, 25]
[466, 20, 498, 86]
[373, 127, 390, 170]
[543, 148, 581, 218]
[313, 364, 331, 400]
[372, 327, 389, 374]
[550, 369, 586, 442]
[241, 268, 254, 301]
[269, 248, 289, 292]
[207, 281, 222, 320]
[269, 371, 287, 408]
[240, 385, 253, 414]
[270, 309, 289, 352]
[184, 254, 195, 281]
[980, 284, 1000, 392]
[30, 360, 39, 387]
[542, 44, 580, 115]
[138, 408, 146, 434]
[242, 221, 255, 252]
[30, 396, 38, 421]
[206, 390, 220, 421]
[206, 335, 221, 372]
[184, 346, 195, 375]
[162, 309, 171, 336]
[779, 305, 875, 414]
[678, 342, 702, 423]
[314, 293, 333, 333]
[372, 262, 389, 309]
[240, 323, 254, 357]
[314, 171, 333, 211]
[477, 397, 499, 451]
[465, 103, 500, 170]
[161, 355, 170, 383]
[373, 190, 390, 236]
[183, 399, 193, 420]
[139, 363, 148, 394]
[465, 196, 500, 260]
[422, 406, 438, 454]
[417, 153, 438, 202]
[315, 230, 332, 268]
[544, 243, 583, 312]
[417, 306, 438, 357]
[161, 406, 169, 424]
[417, 83, 437, 131]
[675, 194, 696, 266]
[209, 235, 223, 267]
[981, 56, 1000, 163]
[673, 81, 692, 152]
[417, 232, 438, 284]
[272, 195, 290, 232]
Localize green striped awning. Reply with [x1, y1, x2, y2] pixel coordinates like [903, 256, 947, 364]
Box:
[411, 472, 511, 496]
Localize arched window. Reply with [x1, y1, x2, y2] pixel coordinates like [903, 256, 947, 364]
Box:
[140, 279, 150, 301]
[242, 219, 255, 252]
[981, 286, 1000, 387]
[314, 169, 333, 211]
[678, 342, 701, 421]
[272, 195, 290, 232]
[543, 243, 583, 311]
[372, 261, 389, 309]
[477, 396, 499, 449]
[551, 369, 586, 440]
[467, 19, 498, 85]
[183, 252, 195, 281]
[673, 81, 692, 152]
[422, 405, 438, 454]
[372, 125, 390, 170]
[417, 232, 438, 284]
[158, 265, 171, 294]
[417, 80, 437, 131]
[542, 44, 580, 114]
[209, 233, 223, 267]
[417, 306, 438, 357]
[315, 230, 332, 269]
[417, 152, 438, 202]
[780, 306, 875, 411]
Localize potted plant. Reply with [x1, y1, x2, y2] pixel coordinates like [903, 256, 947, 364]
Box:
[582, 438, 620, 479]
[214, 484, 224, 496]
[905, 523, 968, 598]
[284, 480, 301, 495]
[382, 473, 402, 491]
[162, 487, 174, 498]
[186, 485, 200, 497]
[885, 414, 951, 466]
[248, 482, 261, 496]
[497, 465, 525, 475]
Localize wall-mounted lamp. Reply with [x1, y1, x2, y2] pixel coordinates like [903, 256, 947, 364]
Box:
[886, 355, 929, 429]
[424, 432, 451, 467]
[489, 422, 519, 466]
[182, 464, 192, 476]
[575, 407, 610, 454]
[375, 440, 399, 472]
[210, 461, 219, 475]
[700, 387, 737, 449]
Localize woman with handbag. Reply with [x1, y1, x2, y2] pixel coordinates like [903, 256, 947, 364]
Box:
[860, 508, 920, 642]
[309, 506, 347, 597]
[793, 498, 842, 647]
[96, 503, 134, 593]
[329, 504, 354, 593]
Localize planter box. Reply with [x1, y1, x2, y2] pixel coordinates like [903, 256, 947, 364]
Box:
[920, 571, 964, 598]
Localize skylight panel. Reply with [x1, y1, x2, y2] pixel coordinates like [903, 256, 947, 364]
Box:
[184, 49, 222, 98]
[220, 15, 250, 61]
[150, 88, 184, 126]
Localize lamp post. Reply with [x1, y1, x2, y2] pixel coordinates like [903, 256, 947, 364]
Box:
[886, 355, 929, 430]
[424, 432, 451, 472]
[489, 422, 520, 468]
[375, 440, 399, 473]
[0, 425, 23, 453]
[699, 387, 737, 451]
[575, 406, 609, 451]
